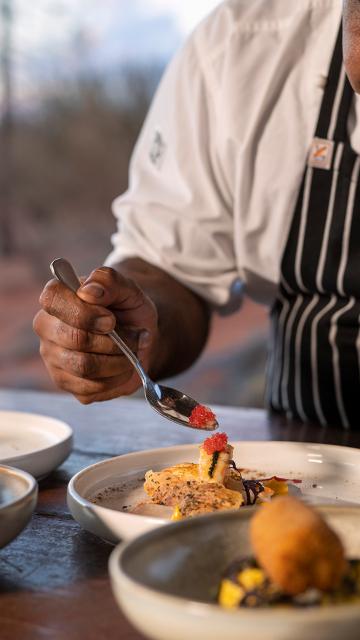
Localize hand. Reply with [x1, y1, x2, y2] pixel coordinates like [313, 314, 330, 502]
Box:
[33, 266, 158, 404]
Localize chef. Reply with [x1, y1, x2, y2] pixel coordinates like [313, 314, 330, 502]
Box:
[34, 0, 360, 428]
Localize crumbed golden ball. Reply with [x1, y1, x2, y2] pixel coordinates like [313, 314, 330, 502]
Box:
[250, 496, 347, 595]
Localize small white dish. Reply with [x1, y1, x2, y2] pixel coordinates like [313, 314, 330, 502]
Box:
[0, 411, 73, 479]
[67, 441, 360, 542]
[0, 464, 38, 548]
[109, 506, 360, 640]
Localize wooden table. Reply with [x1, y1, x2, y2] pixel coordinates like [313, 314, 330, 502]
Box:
[1, 389, 360, 640]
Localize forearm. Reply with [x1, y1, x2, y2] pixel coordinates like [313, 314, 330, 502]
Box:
[112, 258, 211, 379]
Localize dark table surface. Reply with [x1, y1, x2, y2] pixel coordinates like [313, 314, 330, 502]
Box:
[1, 389, 360, 640]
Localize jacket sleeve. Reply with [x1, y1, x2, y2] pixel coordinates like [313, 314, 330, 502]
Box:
[105, 33, 241, 310]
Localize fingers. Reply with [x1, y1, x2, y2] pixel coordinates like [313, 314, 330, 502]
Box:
[35, 304, 143, 401]
[33, 310, 137, 355]
[46, 366, 140, 404]
[77, 267, 158, 378]
[40, 342, 133, 380]
[35, 267, 159, 404]
[39, 279, 115, 333]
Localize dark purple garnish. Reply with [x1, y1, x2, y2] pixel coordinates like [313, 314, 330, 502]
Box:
[243, 479, 265, 505]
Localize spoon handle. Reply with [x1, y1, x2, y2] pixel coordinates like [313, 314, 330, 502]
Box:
[50, 258, 149, 386]
[108, 328, 148, 386]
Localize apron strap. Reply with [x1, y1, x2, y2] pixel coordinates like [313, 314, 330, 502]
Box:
[315, 23, 354, 142]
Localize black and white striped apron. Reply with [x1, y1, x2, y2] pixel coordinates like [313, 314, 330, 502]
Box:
[268, 26, 360, 429]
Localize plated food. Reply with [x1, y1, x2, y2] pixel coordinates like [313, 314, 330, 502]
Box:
[143, 433, 299, 519]
[218, 496, 360, 608]
[68, 440, 360, 542]
[109, 505, 360, 640]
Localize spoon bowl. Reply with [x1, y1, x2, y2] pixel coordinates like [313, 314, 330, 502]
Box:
[50, 258, 218, 431]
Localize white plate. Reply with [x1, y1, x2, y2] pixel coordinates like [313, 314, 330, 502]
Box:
[67, 440, 360, 542]
[0, 464, 38, 548]
[0, 411, 73, 479]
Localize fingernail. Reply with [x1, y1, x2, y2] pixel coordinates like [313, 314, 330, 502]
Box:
[138, 330, 151, 349]
[94, 316, 114, 332]
[80, 282, 105, 299]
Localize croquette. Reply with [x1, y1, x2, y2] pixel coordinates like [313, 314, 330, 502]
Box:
[250, 496, 347, 595]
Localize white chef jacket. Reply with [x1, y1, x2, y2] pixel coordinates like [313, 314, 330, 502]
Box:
[105, 0, 360, 311]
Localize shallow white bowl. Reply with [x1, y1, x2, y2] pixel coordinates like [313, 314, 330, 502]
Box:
[0, 464, 38, 548]
[0, 411, 73, 478]
[109, 506, 360, 640]
[68, 441, 360, 542]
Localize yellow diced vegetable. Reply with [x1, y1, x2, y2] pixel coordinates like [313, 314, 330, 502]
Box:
[171, 505, 182, 521]
[218, 579, 245, 608]
[238, 568, 265, 590]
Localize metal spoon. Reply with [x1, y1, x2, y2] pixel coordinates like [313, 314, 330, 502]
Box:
[50, 258, 218, 431]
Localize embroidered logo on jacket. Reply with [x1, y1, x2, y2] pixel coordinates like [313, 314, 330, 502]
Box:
[149, 129, 166, 169]
[308, 137, 334, 170]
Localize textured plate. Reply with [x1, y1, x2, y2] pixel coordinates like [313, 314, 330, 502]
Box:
[67, 441, 360, 542]
[109, 506, 360, 640]
[0, 464, 38, 548]
[0, 411, 73, 479]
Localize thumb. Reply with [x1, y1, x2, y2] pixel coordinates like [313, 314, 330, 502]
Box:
[77, 267, 138, 308]
[77, 267, 157, 333]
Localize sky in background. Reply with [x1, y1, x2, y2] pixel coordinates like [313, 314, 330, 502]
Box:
[10, 0, 221, 105]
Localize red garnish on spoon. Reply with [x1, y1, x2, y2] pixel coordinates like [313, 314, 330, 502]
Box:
[203, 432, 228, 455]
[189, 404, 217, 429]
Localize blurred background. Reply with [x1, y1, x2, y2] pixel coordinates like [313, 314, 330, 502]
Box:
[0, 0, 268, 407]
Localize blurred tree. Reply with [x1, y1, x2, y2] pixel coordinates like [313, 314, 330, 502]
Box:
[11, 65, 161, 277]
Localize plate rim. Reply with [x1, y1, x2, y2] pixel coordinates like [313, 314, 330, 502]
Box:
[0, 463, 38, 511]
